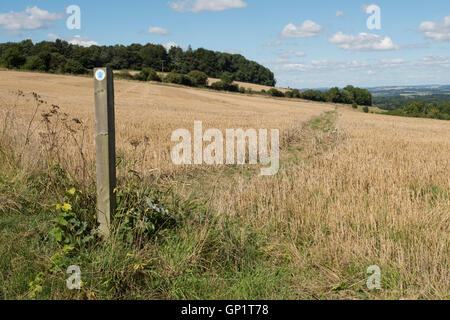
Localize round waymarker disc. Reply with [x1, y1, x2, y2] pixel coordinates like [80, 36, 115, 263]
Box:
[95, 69, 106, 81]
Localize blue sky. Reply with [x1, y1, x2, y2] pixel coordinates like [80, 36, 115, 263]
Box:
[1, 0, 450, 88]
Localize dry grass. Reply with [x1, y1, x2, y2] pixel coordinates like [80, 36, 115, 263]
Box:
[0, 70, 329, 177]
[0, 70, 449, 299]
[223, 109, 450, 298]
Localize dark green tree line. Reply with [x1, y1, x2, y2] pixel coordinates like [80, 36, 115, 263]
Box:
[284, 86, 372, 106]
[0, 39, 276, 86]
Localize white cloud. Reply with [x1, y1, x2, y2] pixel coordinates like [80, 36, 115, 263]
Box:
[169, 0, 247, 13]
[280, 63, 310, 72]
[149, 26, 170, 35]
[272, 57, 411, 75]
[380, 58, 405, 67]
[419, 16, 450, 42]
[277, 50, 306, 58]
[279, 49, 293, 57]
[329, 32, 398, 51]
[48, 34, 98, 47]
[267, 40, 281, 47]
[0, 6, 63, 34]
[310, 60, 334, 70]
[281, 20, 323, 38]
[272, 58, 290, 65]
[163, 41, 178, 50]
[336, 11, 344, 17]
[417, 55, 450, 67]
[68, 35, 98, 47]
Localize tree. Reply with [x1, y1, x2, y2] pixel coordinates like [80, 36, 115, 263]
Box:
[140, 44, 167, 70]
[38, 51, 52, 71]
[193, 48, 216, 75]
[1, 47, 26, 69]
[267, 88, 285, 97]
[19, 39, 34, 56]
[404, 102, 426, 115]
[220, 72, 234, 86]
[285, 91, 293, 98]
[211, 72, 239, 92]
[168, 46, 184, 72]
[428, 106, 441, 118]
[49, 53, 67, 73]
[136, 67, 161, 82]
[291, 89, 301, 98]
[211, 81, 225, 91]
[164, 72, 192, 86]
[188, 70, 208, 87]
[54, 39, 72, 57]
[344, 85, 372, 106]
[23, 56, 46, 71]
[146, 68, 161, 82]
[341, 89, 355, 104]
[211, 80, 238, 92]
[327, 87, 342, 103]
[64, 59, 86, 74]
[301, 89, 327, 102]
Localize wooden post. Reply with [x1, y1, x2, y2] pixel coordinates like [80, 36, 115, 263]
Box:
[94, 68, 116, 238]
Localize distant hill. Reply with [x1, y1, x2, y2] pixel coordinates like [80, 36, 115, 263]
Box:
[371, 84, 450, 119]
[368, 85, 450, 97]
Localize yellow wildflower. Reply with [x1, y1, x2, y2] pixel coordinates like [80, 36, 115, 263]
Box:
[67, 188, 76, 195]
[56, 204, 62, 210]
[61, 203, 72, 212]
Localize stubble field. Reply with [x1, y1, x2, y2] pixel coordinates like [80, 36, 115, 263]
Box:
[0, 70, 448, 300]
